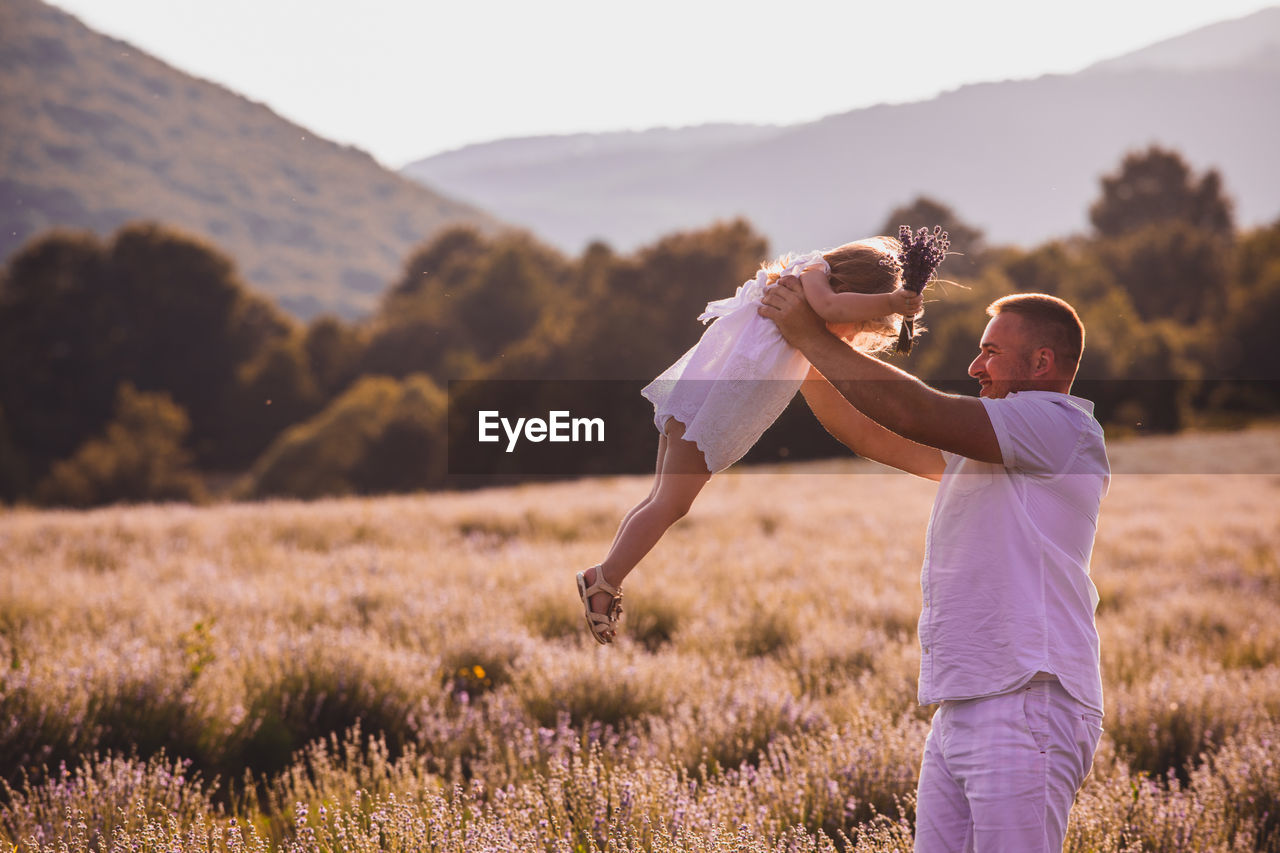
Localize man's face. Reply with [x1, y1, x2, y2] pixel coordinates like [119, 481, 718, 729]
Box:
[968, 313, 1037, 398]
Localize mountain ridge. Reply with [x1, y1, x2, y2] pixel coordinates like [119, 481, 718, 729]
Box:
[0, 0, 500, 319]
[1083, 6, 1280, 73]
[404, 8, 1280, 256]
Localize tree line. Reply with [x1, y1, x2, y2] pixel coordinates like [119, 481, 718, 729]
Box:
[1, 145, 1276, 507]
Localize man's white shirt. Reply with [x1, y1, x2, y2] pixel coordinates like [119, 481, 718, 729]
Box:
[918, 390, 1110, 714]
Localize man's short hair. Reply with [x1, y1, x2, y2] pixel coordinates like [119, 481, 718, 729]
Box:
[987, 293, 1085, 371]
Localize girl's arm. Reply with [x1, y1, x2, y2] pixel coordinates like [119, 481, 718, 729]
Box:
[798, 268, 920, 324]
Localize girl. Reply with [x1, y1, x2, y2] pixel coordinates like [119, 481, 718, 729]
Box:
[576, 237, 923, 644]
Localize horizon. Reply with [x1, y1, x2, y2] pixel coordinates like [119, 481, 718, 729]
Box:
[41, 0, 1280, 168]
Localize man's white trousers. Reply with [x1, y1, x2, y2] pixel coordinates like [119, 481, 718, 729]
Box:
[914, 676, 1103, 852]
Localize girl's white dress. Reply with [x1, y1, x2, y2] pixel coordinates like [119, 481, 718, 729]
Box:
[641, 251, 830, 473]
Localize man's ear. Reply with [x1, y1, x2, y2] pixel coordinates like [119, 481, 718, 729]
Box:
[1032, 346, 1055, 378]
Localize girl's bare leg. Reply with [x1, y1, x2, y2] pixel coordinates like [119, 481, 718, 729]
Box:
[581, 434, 667, 623]
[600, 433, 667, 560]
[584, 420, 709, 617]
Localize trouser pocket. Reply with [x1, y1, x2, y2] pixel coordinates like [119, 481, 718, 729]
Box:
[1021, 682, 1052, 753]
[1076, 712, 1104, 781]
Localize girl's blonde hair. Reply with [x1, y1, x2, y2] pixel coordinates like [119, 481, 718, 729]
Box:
[764, 236, 914, 353]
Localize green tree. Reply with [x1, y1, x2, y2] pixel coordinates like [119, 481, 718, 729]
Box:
[227, 291, 296, 374]
[227, 332, 323, 463]
[363, 227, 485, 378]
[0, 405, 24, 502]
[383, 225, 488, 304]
[304, 314, 365, 400]
[1234, 217, 1280, 296]
[0, 223, 305, 485]
[104, 224, 265, 465]
[358, 376, 448, 493]
[363, 229, 571, 381]
[1078, 149, 1238, 327]
[1209, 269, 1280, 408]
[1001, 241, 1086, 300]
[574, 219, 767, 380]
[0, 230, 116, 475]
[1089, 146, 1234, 238]
[456, 240, 562, 362]
[34, 383, 205, 507]
[1091, 221, 1232, 325]
[245, 374, 446, 499]
[1204, 218, 1280, 413]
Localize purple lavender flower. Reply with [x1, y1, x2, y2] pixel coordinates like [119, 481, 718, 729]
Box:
[888, 224, 949, 354]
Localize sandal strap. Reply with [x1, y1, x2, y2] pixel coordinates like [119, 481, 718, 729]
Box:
[577, 567, 624, 644]
[582, 566, 623, 600]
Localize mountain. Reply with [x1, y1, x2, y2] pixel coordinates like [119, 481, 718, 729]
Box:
[0, 0, 500, 319]
[1083, 7, 1280, 74]
[403, 7, 1280, 257]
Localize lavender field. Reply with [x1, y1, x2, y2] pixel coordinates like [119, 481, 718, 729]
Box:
[2, 425, 1279, 852]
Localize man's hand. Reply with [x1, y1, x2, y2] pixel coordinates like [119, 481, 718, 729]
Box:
[758, 275, 832, 348]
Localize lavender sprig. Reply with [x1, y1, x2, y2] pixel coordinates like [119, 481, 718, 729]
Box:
[886, 224, 949, 354]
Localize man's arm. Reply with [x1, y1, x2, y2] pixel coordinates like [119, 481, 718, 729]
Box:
[801, 366, 946, 480]
[761, 278, 1004, 464]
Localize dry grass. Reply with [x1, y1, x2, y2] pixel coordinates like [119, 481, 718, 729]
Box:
[1, 424, 1278, 851]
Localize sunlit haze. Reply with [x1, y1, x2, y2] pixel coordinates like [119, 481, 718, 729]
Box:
[41, 0, 1280, 167]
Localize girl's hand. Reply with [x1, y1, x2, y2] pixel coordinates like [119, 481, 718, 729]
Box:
[889, 287, 924, 317]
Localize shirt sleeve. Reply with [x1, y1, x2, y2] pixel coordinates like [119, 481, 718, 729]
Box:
[980, 393, 1087, 477]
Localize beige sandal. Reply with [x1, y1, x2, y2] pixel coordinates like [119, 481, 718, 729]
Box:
[576, 566, 623, 644]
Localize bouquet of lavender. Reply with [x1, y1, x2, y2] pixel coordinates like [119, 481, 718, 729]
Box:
[890, 225, 949, 354]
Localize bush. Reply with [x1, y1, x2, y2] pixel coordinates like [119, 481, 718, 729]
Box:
[34, 383, 205, 507]
[244, 373, 446, 499]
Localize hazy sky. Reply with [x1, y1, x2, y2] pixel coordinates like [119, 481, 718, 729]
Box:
[45, 0, 1278, 168]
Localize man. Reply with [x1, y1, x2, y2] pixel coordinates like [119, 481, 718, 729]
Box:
[759, 282, 1109, 852]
